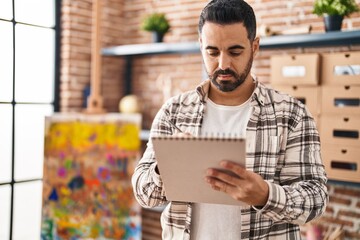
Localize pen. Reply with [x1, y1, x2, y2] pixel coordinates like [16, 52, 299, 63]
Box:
[167, 120, 183, 133]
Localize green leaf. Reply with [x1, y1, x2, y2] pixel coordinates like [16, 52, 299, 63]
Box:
[313, 0, 359, 16]
[141, 13, 170, 34]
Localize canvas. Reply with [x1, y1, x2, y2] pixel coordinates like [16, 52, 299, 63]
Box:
[41, 113, 142, 240]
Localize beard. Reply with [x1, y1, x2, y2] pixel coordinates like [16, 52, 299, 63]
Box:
[208, 55, 253, 92]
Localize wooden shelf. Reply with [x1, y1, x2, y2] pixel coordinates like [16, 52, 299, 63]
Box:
[103, 42, 200, 56]
[260, 30, 360, 49]
[102, 30, 360, 57]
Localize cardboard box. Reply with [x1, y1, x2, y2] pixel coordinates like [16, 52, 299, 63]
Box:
[271, 54, 320, 86]
[320, 115, 360, 147]
[321, 86, 360, 115]
[273, 85, 320, 117]
[322, 52, 360, 85]
[322, 144, 360, 183]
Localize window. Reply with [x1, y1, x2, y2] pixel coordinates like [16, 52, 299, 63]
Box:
[0, 0, 60, 239]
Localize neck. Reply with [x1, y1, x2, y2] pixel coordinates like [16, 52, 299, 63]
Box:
[208, 77, 255, 106]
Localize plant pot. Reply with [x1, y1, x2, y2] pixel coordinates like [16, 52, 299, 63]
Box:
[323, 15, 344, 32]
[152, 31, 164, 43]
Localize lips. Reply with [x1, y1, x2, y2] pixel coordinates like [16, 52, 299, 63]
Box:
[218, 74, 233, 80]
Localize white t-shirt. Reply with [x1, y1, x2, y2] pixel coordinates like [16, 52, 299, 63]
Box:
[190, 98, 252, 240]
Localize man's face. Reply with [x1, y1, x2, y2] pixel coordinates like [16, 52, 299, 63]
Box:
[199, 22, 259, 92]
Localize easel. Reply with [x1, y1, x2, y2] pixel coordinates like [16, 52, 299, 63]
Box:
[85, 0, 105, 114]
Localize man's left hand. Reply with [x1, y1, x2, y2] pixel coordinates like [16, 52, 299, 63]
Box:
[205, 160, 269, 206]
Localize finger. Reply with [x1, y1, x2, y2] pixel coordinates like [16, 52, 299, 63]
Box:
[206, 168, 240, 186]
[205, 176, 234, 194]
[220, 160, 247, 178]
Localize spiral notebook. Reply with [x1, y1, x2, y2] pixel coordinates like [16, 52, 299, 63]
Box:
[152, 135, 247, 206]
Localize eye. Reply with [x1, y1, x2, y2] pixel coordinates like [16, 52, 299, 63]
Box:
[207, 50, 219, 57]
[230, 52, 241, 57]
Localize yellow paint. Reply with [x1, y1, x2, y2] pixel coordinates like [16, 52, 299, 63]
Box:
[117, 124, 141, 150]
[45, 121, 140, 152]
[60, 187, 71, 196]
[57, 220, 81, 229]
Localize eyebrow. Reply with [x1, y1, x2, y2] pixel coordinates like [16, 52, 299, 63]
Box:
[205, 46, 218, 50]
[205, 45, 245, 50]
[228, 45, 245, 50]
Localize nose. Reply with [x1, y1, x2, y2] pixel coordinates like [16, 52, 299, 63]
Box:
[218, 53, 231, 70]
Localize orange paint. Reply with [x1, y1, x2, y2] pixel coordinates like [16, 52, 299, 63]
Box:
[85, 179, 101, 187]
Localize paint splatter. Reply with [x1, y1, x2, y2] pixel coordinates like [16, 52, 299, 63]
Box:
[88, 133, 97, 142]
[48, 188, 58, 201]
[98, 167, 111, 182]
[117, 157, 129, 177]
[41, 219, 54, 239]
[68, 176, 85, 190]
[107, 154, 115, 166]
[60, 186, 71, 196]
[85, 179, 100, 188]
[65, 159, 72, 170]
[58, 167, 66, 178]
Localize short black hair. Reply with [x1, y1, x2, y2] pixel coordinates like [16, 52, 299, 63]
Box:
[198, 0, 257, 41]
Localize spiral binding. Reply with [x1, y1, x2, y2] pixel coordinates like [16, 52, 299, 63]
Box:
[151, 133, 244, 142]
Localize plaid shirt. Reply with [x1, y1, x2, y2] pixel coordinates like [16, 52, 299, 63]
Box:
[132, 80, 328, 240]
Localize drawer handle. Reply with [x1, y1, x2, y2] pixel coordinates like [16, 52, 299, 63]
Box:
[333, 130, 359, 139]
[341, 149, 347, 154]
[331, 161, 357, 171]
[334, 98, 360, 107]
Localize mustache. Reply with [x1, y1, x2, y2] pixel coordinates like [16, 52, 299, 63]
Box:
[214, 69, 237, 77]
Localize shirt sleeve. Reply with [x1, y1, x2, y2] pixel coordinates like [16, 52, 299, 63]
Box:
[131, 102, 172, 208]
[254, 111, 328, 225]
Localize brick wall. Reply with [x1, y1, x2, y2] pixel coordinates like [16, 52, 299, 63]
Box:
[60, 0, 360, 238]
[61, 0, 125, 112]
[132, 54, 202, 128]
[315, 184, 360, 239]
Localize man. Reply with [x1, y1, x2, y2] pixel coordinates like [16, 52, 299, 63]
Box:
[132, 0, 328, 239]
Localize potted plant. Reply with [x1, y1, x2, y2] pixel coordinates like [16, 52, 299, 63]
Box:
[141, 13, 170, 42]
[313, 0, 360, 32]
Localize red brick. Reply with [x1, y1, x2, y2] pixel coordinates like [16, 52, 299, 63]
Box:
[334, 188, 360, 198]
[319, 216, 353, 227]
[338, 210, 360, 219]
[329, 196, 352, 205]
[325, 206, 334, 214]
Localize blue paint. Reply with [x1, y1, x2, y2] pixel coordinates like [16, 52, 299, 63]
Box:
[97, 167, 111, 182]
[68, 176, 85, 190]
[48, 188, 58, 201]
[117, 157, 128, 175]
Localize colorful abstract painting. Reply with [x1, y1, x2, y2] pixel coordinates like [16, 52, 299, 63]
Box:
[41, 114, 142, 240]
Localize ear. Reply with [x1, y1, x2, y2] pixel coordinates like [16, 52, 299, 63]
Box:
[199, 37, 203, 51]
[252, 37, 260, 57]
